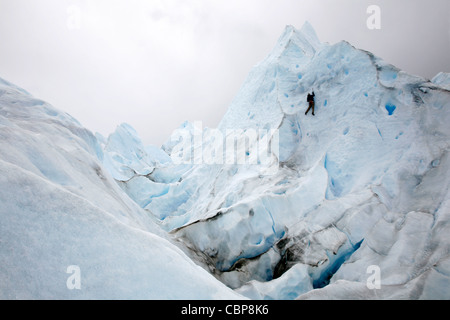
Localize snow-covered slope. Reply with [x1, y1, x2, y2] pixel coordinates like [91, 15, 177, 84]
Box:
[2, 21, 448, 300]
[104, 22, 450, 299]
[0, 77, 243, 299]
[432, 72, 450, 90]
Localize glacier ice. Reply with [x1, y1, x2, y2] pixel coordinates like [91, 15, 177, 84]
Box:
[100, 22, 450, 299]
[0, 77, 244, 299]
[432, 72, 450, 90]
[1, 21, 449, 300]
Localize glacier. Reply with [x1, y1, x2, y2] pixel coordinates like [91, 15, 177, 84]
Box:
[100, 22, 450, 299]
[0, 77, 243, 299]
[1, 22, 450, 300]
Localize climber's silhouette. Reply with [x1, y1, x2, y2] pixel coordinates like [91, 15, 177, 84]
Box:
[305, 91, 315, 116]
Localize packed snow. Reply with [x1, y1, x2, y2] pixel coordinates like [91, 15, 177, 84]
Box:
[101, 22, 450, 299]
[1, 22, 449, 300]
[0, 77, 243, 299]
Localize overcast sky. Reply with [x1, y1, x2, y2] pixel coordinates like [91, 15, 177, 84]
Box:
[0, 0, 449, 146]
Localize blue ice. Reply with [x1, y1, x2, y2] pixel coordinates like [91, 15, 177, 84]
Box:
[385, 103, 396, 116]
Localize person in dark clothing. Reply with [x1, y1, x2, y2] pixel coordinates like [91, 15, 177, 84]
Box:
[305, 91, 315, 116]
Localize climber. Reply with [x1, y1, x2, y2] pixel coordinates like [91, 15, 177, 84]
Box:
[305, 90, 315, 116]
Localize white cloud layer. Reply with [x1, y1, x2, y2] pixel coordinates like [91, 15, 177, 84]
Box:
[0, 0, 448, 145]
